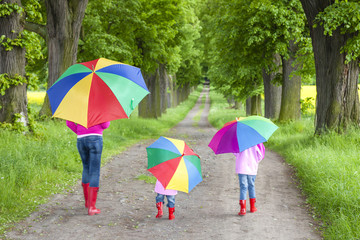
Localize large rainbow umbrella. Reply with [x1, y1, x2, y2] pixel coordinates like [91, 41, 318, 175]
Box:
[47, 58, 149, 128]
[147, 137, 202, 193]
[208, 116, 278, 154]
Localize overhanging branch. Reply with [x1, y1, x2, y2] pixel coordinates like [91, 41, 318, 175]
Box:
[24, 21, 47, 40]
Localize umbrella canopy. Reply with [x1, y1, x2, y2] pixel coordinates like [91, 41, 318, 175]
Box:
[147, 137, 202, 193]
[47, 58, 150, 128]
[208, 116, 278, 154]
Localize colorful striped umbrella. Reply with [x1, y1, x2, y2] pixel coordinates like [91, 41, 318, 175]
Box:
[208, 116, 278, 154]
[47, 58, 149, 128]
[147, 137, 202, 193]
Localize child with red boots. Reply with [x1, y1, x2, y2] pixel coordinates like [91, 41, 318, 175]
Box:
[234, 143, 265, 216]
[154, 179, 177, 220]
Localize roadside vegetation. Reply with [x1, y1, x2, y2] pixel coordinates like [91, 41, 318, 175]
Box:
[208, 88, 360, 240]
[0, 86, 202, 236]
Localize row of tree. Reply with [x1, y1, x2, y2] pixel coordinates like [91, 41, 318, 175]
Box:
[200, 0, 360, 134]
[0, 0, 203, 126]
[1, 0, 360, 135]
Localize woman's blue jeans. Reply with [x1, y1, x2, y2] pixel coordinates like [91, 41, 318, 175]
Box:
[156, 194, 175, 208]
[77, 135, 103, 187]
[238, 174, 256, 200]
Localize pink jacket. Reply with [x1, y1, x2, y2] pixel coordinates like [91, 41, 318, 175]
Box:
[66, 121, 110, 137]
[233, 143, 265, 175]
[154, 180, 177, 195]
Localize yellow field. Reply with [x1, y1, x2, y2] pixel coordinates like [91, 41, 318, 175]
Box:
[301, 85, 316, 105]
[301, 85, 360, 106]
[26, 85, 356, 107]
[27, 91, 46, 105]
[28, 88, 318, 106]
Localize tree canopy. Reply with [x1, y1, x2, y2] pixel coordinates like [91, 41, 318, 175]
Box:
[1, 0, 360, 134]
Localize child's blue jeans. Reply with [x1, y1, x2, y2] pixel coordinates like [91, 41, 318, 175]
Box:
[156, 193, 175, 208]
[77, 135, 103, 187]
[238, 174, 256, 200]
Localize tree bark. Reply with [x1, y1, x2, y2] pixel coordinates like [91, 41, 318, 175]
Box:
[0, 0, 27, 125]
[159, 64, 168, 114]
[138, 69, 161, 118]
[234, 100, 241, 110]
[24, 21, 47, 40]
[248, 94, 262, 116]
[300, 0, 360, 133]
[39, 0, 88, 117]
[170, 75, 178, 108]
[279, 40, 301, 121]
[246, 97, 251, 116]
[177, 83, 190, 104]
[263, 54, 282, 119]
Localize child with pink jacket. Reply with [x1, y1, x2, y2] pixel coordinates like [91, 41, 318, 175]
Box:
[233, 143, 265, 216]
[154, 179, 177, 220]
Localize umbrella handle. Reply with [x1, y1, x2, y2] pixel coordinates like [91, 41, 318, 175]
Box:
[131, 98, 135, 110]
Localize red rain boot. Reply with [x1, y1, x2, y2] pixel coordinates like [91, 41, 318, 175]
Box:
[168, 207, 175, 220]
[250, 198, 257, 213]
[88, 187, 101, 216]
[156, 202, 163, 218]
[82, 183, 90, 208]
[238, 200, 246, 216]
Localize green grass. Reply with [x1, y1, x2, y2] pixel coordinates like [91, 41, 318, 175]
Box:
[207, 89, 360, 240]
[208, 90, 246, 128]
[136, 174, 157, 184]
[0, 85, 202, 236]
[267, 121, 360, 239]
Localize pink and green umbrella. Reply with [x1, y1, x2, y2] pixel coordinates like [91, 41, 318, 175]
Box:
[147, 137, 202, 193]
[208, 116, 278, 154]
[47, 58, 149, 128]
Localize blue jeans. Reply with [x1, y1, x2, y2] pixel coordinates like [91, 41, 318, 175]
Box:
[77, 135, 103, 187]
[238, 174, 256, 200]
[156, 194, 175, 208]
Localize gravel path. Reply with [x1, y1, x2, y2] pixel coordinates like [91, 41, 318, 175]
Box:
[5, 86, 322, 240]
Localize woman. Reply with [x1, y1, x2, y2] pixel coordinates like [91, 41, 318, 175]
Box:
[66, 120, 110, 216]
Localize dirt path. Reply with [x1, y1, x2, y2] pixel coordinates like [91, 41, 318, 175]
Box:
[5, 86, 322, 240]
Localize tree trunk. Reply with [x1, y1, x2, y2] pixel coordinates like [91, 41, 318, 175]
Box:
[170, 75, 178, 108]
[263, 54, 282, 119]
[249, 95, 262, 116]
[159, 64, 168, 114]
[182, 83, 191, 102]
[226, 96, 234, 108]
[177, 83, 190, 104]
[256, 94, 262, 115]
[167, 75, 173, 108]
[279, 41, 301, 121]
[234, 101, 241, 110]
[246, 97, 251, 116]
[0, 0, 27, 125]
[39, 0, 88, 117]
[138, 69, 161, 118]
[300, 0, 360, 134]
